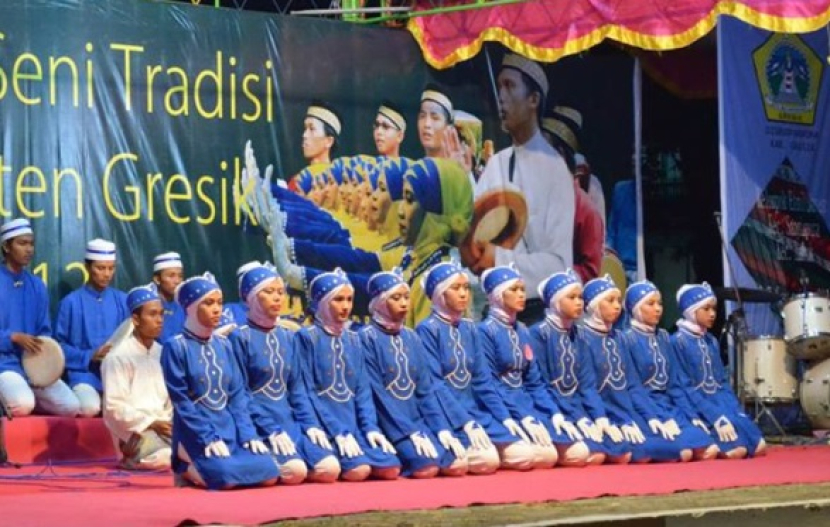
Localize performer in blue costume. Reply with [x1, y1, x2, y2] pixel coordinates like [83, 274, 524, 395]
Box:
[161, 273, 280, 490]
[416, 261, 536, 473]
[574, 276, 693, 462]
[360, 269, 468, 478]
[55, 239, 129, 417]
[671, 283, 766, 459]
[294, 269, 401, 481]
[151, 252, 185, 344]
[229, 262, 341, 484]
[529, 269, 631, 464]
[478, 265, 591, 468]
[621, 281, 719, 461]
[0, 219, 80, 417]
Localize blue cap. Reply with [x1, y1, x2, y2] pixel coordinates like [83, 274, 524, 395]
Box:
[308, 268, 351, 312]
[625, 280, 659, 313]
[367, 268, 407, 299]
[481, 264, 521, 295]
[677, 282, 715, 313]
[127, 284, 160, 313]
[583, 275, 618, 306]
[538, 269, 581, 307]
[238, 262, 279, 301]
[175, 273, 220, 311]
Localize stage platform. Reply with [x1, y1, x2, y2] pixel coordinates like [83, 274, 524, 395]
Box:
[1, 416, 829, 526]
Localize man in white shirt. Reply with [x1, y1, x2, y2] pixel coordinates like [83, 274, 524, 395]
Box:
[472, 54, 575, 324]
[101, 284, 172, 470]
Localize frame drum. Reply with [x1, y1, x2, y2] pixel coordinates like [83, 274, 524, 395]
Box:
[742, 337, 798, 402]
[782, 293, 830, 361]
[800, 357, 830, 430]
[22, 336, 65, 388]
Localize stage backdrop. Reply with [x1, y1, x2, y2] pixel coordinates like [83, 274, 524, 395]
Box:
[720, 17, 830, 336]
[1, 0, 633, 323]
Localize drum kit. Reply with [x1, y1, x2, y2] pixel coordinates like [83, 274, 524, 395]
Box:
[719, 287, 830, 434]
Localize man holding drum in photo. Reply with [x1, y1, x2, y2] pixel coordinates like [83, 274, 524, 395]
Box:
[0, 218, 80, 417]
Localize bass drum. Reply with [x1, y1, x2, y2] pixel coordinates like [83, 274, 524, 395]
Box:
[782, 293, 830, 361]
[800, 357, 830, 430]
[600, 248, 627, 294]
[741, 337, 797, 402]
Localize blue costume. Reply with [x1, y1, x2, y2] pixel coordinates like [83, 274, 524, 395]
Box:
[529, 269, 630, 458]
[0, 265, 51, 379]
[159, 299, 185, 344]
[162, 274, 280, 489]
[477, 266, 575, 448]
[229, 264, 333, 471]
[575, 276, 688, 462]
[55, 285, 129, 391]
[671, 283, 764, 456]
[360, 270, 459, 475]
[295, 271, 400, 472]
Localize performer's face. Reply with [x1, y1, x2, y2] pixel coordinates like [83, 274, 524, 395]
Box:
[418, 100, 448, 154]
[87, 260, 116, 291]
[4, 234, 34, 268]
[693, 299, 717, 329]
[370, 173, 392, 224]
[302, 117, 333, 161]
[497, 68, 538, 135]
[384, 284, 411, 322]
[398, 180, 423, 244]
[501, 280, 527, 314]
[134, 300, 164, 341]
[636, 293, 663, 327]
[256, 277, 286, 318]
[154, 267, 183, 300]
[374, 114, 403, 156]
[597, 290, 622, 325]
[196, 291, 224, 329]
[443, 274, 471, 314]
[328, 287, 354, 323]
[558, 285, 584, 320]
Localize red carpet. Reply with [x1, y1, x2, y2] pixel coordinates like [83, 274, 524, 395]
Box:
[0, 446, 828, 526]
[5, 416, 116, 463]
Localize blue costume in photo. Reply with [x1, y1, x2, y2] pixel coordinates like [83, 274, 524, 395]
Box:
[162, 274, 280, 489]
[575, 276, 688, 462]
[229, 264, 335, 472]
[670, 283, 764, 456]
[415, 262, 518, 447]
[620, 281, 714, 452]
[529, 270, 630, 458]
[294, 270, 400, 472]
[477, 265, 577, 449]
[360, 270, 459, 475]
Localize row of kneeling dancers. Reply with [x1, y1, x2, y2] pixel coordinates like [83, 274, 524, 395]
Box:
[150, 262, 765, 489]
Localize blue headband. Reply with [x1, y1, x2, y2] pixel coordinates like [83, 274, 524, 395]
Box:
[677, 282, 715, 313]
[583, 275, 618, 307]
[423, 261, 463, 299]
[538, 269, 581, 307]
[625, 280, 659, 313]
[481, 264, 521, 296]
[127, 284, 160, 313]
[176, 273, 221, 311]
[238, 262, 280, 301]
[308, 268, 351, 313]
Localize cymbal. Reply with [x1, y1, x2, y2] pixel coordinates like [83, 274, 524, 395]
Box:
[714, 287, 782, 303]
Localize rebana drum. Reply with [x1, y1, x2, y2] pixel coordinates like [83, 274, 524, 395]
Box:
[781, 293, 830, 361]
[800, 357, 830, 430]
[741, 337, 797, 402]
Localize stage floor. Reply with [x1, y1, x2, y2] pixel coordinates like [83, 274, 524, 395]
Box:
[0, 445, 828, 526]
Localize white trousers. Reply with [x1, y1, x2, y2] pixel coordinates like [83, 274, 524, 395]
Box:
[0, 370, 80, 417]
[72, 383, 102, 417]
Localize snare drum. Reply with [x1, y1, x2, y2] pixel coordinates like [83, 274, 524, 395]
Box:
[782, 293, 830, 361]
[741, 337, 798, 402]
[800, 357, 830, 430]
